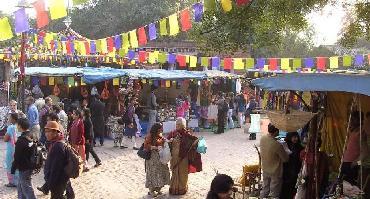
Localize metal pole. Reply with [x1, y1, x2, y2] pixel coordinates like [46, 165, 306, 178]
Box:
[18, 32, 27, 112]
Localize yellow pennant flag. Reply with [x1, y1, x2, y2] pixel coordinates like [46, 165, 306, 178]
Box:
[113, 78, 120, 86]
[233, 58, 245, 70]
[189, 56, 197, 68]
[168, 14, 179, 36]
[49, 0, 67, 20]
[160, 18, 168, 36]
[329, 56, 339, 69]
[79, 41, 86, 55]
[0, 17, 13, 41]
[44, 33, 53, 47]
[129, 30, 138, 48]
[49, 77, 55, 86]
[121, 33, 130, 49]
[221, 0, 232, 12]
[281, 58, 290, 70]
[148, 52, 156, 64]
[99, 39, 108, 54]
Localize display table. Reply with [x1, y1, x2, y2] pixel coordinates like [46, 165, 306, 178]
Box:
[163, 120, 176, 133]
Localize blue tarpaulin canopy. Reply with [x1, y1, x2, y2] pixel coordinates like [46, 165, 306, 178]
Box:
[82, 67, 128, 84]
[121, 69, 205, 80]
[24, 67, 84, 76]
[252, 73, 370, 96]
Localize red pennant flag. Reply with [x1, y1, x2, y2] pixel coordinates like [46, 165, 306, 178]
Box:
[269, 58, 278, 70]
[138, 27, 147, 46]
[139, 51, 147, 63]
[236, 0, 250, 6]
[50, 40, 55, 51]
[176, 55, 187, 68]
[84, 41, 90, 55]
[66, 41, 72, 54]
[224, 58, 232, 70]
[107, 37, 114, 52]
[317, 57, 327, 70]
[180, 9, 192, 32]
[33, 0, 49, 28]
[368, 54, 370, 65]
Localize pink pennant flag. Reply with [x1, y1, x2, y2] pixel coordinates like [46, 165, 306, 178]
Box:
[139, 51, 147, 63]
[269, 58, 278, 71]
[180, 9, 192, 32]
[224, 58, 232, 70]
[33, 0, 49, 28]
[138, 27, 147, 46]
[107, 37, 114, 52]
[176, 55, 187, 68]
[317, 57, 327, 70]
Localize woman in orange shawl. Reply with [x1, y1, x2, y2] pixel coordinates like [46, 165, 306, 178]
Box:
[167, 117, 198, 195]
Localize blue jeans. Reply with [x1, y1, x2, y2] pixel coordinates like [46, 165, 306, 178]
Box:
[147, 110, 157, 133]
[18, 170, 36, 199]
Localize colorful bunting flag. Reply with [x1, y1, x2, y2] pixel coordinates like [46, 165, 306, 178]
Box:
[128, 50, 135, 60]
[114, 35, 121, 50]
[158, 53, 167, 64]
[368, 54, 370, 65]
[317, 57, 326, 70]
[201, 57, 209, 67]
[138, 51, 147, 63]
[168, 54, 176, 64]
[234, 58, 245, 70]
[245, 58, 254, 69]
[138, 27, 148, 46]
[293, 58, 301, 69]
[148, 52, 157, 64]
[236, 0, 250, 6]
[33, 0, 49, 28]
[343, 55, 352, 67]
[180, 9, 192, 32]
[193, 3, 204, 22]
[84, 41, 90, 55]
[168, 14, 180, 36]
[221, 0, 233, 12]
[160, 18, 168, 36]
[280, 58, 290, 70]
[129, 30, 139, 48]
[90, 40, 96, 54]
[212, 57, 221, 70]
[204, 0, 216, 11]
[176, 55, 186, 67]
[73, 0, 89, 5]
[122, 33, 130, 49]
[99, 39, 108, 54]
[304, 58, 314, 68]
[256, 58, 265, 69]
[0, 17, 13, 41]
[224, 58, 232, 70]
[107, 37, 114, 52]
[49, 0, 67, 20]
[14, 9, 30, 33]
[329, 56, 339, 69]
[268, 58, 277, 70]
[354, 55, 364, 67]
[148, 23, 157, 40]
[166, 80, 171, 88]
[189, 56, 197, 68]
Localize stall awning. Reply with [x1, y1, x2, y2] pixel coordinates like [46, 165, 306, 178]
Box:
[24, 67, 84, 76]
[122, 69, 205, 80]
[82, 67, 127, 84]
[252, 73, 370, 96]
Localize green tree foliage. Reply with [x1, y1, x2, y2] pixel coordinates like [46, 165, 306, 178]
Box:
[190, 0, 330, 55]
[340, 1, 369, 47]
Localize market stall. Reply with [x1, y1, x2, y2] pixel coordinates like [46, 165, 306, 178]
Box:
[252, 71, 370, 198]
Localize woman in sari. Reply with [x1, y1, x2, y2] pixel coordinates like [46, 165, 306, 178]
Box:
[144, 123, 170, 197]
[167, 117, 198, 195]
[3, 113, 19, 187]
[70, 109, 88, 172]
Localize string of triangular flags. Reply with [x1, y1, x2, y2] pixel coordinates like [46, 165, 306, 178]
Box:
[1, 50, 369, 72]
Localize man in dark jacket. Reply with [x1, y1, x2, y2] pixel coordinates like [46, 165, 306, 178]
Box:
[90, 95, 106, 146]
[44, 121, 72, 198]
[11, 118, 36, 199]
[216, 93, 228, 134]
[83, 108, 101, 167]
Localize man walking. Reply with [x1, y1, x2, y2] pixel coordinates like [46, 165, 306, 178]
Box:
[260, 124, 289, 198]
[39, 97, 53, 143]
[147, 85, 158, 134]
[26, 96, 40, 141]
[11, 118, 36, 199]
[90, 95, 106, 146]
[216, 93, 228, 134]
[44, 121, 74, 198]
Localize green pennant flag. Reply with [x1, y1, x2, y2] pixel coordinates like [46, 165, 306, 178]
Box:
[158, 53, 167, 64]
[343, 55, 352, 67]
[159, 18, 168, 36]
[204, 0, 216, 11]
[293, 58, 302, 69]
[73, 0, 88, 5]
[246, 58, 255, 69]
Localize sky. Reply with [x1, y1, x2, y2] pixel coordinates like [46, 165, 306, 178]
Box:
[1, 0, 346, 46]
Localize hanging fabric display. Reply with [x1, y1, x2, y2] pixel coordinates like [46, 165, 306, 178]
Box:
[137, 27, 148, 46]
[159, 18, 168, 36]
[14, 8, 30, 33]
[33, 0, 49, 28]
[180, 9, 192, 32]
[49, 0, 67, 20]
[0, 17, 13, 41]
[129, 30, 139, 48]
[148, 23, 157, 40]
